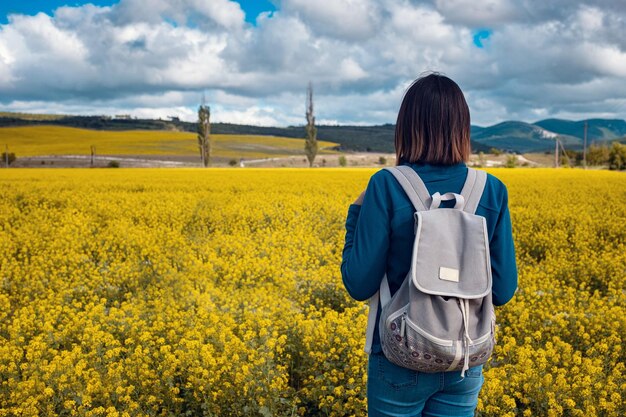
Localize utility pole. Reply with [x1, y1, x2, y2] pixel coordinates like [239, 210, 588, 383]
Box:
[555, 137, 559, 168]
[4, 145, 8, 168]
[583, 121, 588, 169]
[90, 145, 96, 168]
[558, 138, 570, 167]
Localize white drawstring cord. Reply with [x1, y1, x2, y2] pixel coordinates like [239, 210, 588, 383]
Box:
[459, 299, 473, 378]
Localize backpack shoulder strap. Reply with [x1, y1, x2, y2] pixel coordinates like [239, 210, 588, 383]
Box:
[460, 168, 487, 214]
[383, 166, 430, 211]
[364, 274, 391, 354]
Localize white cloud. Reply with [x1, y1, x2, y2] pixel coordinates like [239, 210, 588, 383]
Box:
[279, 0, 382, 40]
[582, 44, 626, 78]
[338, 58, 367, 81]
[212, 106, 282, 126]
[111, 0, 245, 30]
[433, 0, 520, 26]
[0, 0, 625, 126]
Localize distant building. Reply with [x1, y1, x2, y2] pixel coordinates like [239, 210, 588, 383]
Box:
[168, 116, 180, 122]
[114, 114, 131, 120]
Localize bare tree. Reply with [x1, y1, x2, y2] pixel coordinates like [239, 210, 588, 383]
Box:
[304, 82, 318, 167]
[197, 98, 211, 167]
[90, 145, 96, 168]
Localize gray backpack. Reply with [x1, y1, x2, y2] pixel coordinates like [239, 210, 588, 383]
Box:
[364, 166, 495, 377]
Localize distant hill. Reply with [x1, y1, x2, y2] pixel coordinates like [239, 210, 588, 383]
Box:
[1, 112, 624, 154]
[534, 118, 626, 143]
[468, 119, 626, 153]
[0, 114, 490, 153]
[0, 112, 66, 121]
[470, 121, 581, 153]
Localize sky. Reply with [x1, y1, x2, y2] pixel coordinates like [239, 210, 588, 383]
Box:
[1, 0, 625, 127]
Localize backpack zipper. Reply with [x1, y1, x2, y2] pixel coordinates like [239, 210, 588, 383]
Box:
[400, 312, 406, 339]
[385, 305, 409, 326]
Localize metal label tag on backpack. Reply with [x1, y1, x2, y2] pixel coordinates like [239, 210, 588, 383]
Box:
[439, 267, 459, 283]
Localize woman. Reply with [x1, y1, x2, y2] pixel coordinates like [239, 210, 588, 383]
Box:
[341, 73, 518, 416]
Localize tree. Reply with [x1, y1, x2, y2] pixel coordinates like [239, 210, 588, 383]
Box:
[197, 101, 211, 167]
[608, 142, 626, 171]
[304, 82, 318, 167]
[504, 154, 517, 168]
[477, 151, 486, 168]
[2, 150, 16, 167]
[586, 143, 610, 166]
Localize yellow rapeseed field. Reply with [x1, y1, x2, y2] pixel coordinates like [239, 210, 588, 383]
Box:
[0, 167, 624, 417]
[0, 126, 339, 159]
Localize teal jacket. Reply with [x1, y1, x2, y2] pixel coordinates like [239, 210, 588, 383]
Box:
[341, 161, 518, 354]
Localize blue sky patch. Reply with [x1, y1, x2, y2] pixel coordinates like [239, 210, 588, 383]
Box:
[236, 0, 276, 24]
[473, 29, 492, 48]
[0, 0, 277, 25]
[0, 1, 117, 24]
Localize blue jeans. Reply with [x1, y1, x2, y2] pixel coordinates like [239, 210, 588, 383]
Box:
[367, 353, 484, 417]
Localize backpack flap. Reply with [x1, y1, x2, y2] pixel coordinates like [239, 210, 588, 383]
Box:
[411, 209, 492, 299]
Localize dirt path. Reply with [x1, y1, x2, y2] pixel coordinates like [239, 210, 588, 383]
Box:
[10, 152, 547, 168]
[12, 153, 396, 168]
[13, 155, 198, 168]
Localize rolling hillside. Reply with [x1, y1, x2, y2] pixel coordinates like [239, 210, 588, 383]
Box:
[534, 118, 626, 142]
[0, 125, 339, 159]
[0, 114, 489, 154]
[1, 112, 624, 154]
[471, 119, 626, 153]
[471, 121, 580, 153]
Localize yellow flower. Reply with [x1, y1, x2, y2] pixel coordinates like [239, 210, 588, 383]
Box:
[0, 167, 624, 417]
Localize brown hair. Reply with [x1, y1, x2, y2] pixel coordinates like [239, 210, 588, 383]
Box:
[395, 73, 471, 165]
